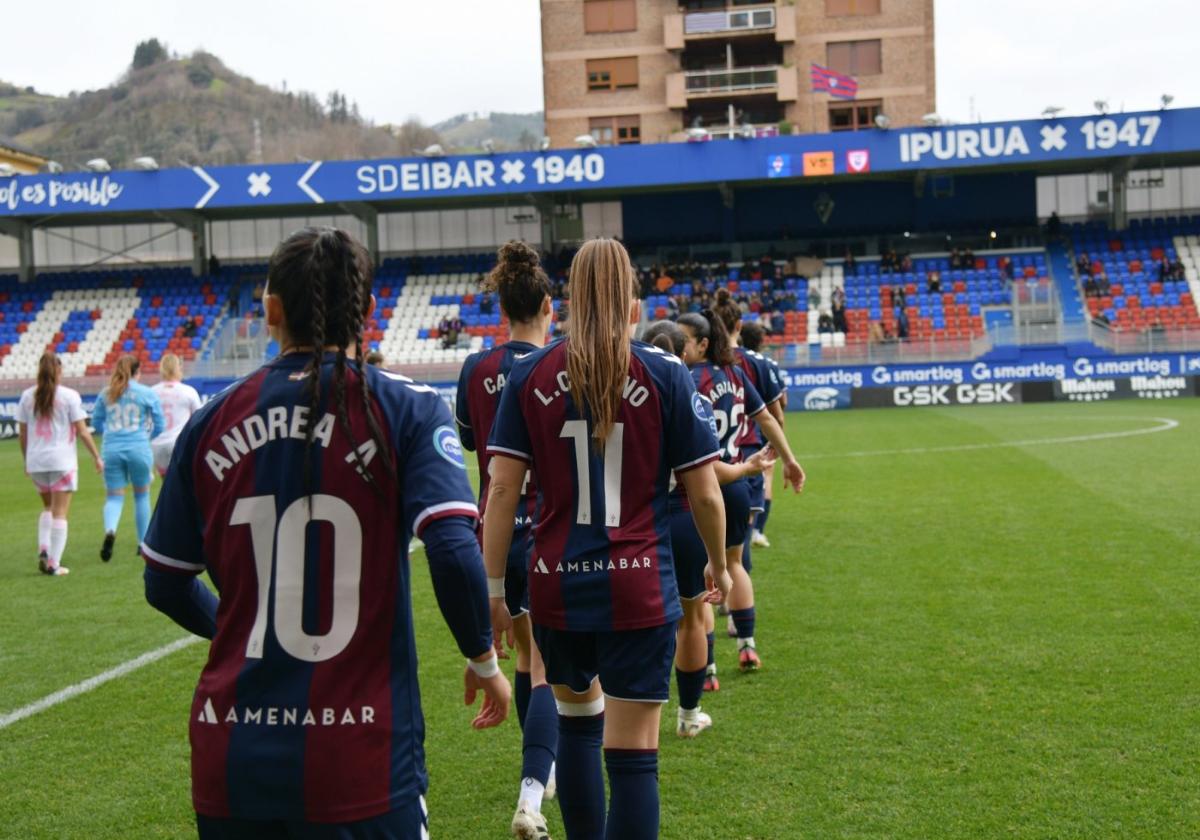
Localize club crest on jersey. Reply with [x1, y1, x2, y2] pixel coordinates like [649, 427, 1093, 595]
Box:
[432, 425, 466, 468]
[691, 391, 708, 422]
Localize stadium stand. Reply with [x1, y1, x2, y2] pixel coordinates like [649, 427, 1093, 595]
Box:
[1070, 217, 1200, 333]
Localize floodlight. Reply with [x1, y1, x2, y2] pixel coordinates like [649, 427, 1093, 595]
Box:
[1041, 106, 1064, 118]
[1093, 99, 1109, 114]
[873, 114, 891, 130]
[133, 156, 159, 171]
[85, 158, 111, 173]
[989, 230, 997, 239]
[421, 144, 445, 157]
[481, 138, 495, 154]
[539, 136, 551, 151]
[45, 160, 64, 174]
[739, 123, 756, 139]
[921, 113, 943, 126]
[1161, 94, 1174, 109]
[574, 134, 598, 148]
[0, 163, 15, 177]
[684, 127, 710, 142]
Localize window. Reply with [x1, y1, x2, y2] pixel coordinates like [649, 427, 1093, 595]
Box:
[586, 57, 639, 91]
[825, 0, 881, 15]
[828, 99, 882, 131]
[590, 115, 641, 146]
[826, 39, 882, 75]
[584, 0, 637, 33]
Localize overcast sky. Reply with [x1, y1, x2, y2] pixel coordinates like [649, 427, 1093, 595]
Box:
[2, 1, 1195, 126]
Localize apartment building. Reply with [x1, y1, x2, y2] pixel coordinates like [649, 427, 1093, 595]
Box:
[541, 0, 935, 146]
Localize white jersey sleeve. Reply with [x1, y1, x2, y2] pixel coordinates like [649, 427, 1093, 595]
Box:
[153, 381, 203, 439]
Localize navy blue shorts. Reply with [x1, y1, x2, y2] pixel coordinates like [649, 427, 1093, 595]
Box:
[505, 528, 532, 618]
[744, 471, 766, 513]
[722, 479, 752, 549]
[197, 795, 427, 839]
[669, 508, 707, 600]
[533, 622, 678, 702]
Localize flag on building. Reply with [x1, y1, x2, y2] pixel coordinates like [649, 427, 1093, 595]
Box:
[810, 64, 858, 100]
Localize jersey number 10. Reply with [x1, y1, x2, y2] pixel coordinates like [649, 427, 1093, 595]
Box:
[230, 494, 362, 663]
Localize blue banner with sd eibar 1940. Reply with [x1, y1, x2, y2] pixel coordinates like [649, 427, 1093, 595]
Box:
[1, 107, 1198, 218]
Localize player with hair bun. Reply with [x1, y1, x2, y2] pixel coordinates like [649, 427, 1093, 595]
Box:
[676, 308, 804, 672]
[456, 240, 561, 840]
[142, 226, 509, 839]
[15, 351, 103, 576]
[485, 239, 729, 839]
[151, 353, 202, 478]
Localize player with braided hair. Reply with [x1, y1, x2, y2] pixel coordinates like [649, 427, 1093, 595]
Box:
[142, 226, 509, 838]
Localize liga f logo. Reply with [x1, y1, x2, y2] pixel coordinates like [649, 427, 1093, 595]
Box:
[847, 149, 870, 173]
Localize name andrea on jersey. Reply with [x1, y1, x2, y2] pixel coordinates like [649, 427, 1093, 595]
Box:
[203, 406, 344, 481]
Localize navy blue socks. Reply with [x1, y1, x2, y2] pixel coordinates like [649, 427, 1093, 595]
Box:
[731, 607, 756, 641]
[557, 712, 606, 838]
[521, 685, 558, 787]
[604, 749, 659, 840]
[675, 666, 706, 712]
[515, 670, 532, 729]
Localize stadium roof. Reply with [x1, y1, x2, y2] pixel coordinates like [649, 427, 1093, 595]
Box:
[1, 107, 1198, 226]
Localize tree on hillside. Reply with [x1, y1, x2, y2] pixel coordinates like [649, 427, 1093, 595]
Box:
[132, 39, 168, 70]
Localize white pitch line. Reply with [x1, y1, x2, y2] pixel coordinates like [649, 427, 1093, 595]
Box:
[0, 635, 202, 731]
[798, 416, 1179, 460]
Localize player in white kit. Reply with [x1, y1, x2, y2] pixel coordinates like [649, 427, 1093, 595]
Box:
[150, 353, 202, 477]
[15, 352, 104, 575]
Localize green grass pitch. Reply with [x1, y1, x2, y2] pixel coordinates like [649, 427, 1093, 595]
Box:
[1, 399, 1197, 839]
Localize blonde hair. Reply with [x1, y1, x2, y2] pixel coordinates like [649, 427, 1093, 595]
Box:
[107, 355, 140, 403]
[159, 353, 183, 381]
[565, 239, 634, 447]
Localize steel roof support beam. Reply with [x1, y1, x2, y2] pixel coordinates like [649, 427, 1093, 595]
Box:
[0, 219, 35, 283]
[339, 203, 379, 267]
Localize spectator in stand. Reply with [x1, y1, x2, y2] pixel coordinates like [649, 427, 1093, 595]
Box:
[926, 271, 941, 293]
[1095, 273, 1111, 296]
[843, 249, 857, 273]
[949, 248, 961, 269]
[817, 311, 834, 334]
[894, 287, 908, 309]
[1001, 257, 1016, 281]
[1046, 211, 1062, 239]
[1157, 256, 1171, 281]
[439, 314, 464, 349]
[182, 317, 199, 339]
[807, 285, 822, 310]
[748, 293, 762, 315]
[962, 248, 976, 268]
[770, 310, 786, 335]
[656, 267, 675, 293]
[1170, 258, 1186, 280]
[830, 285, 845, 309]
[900, 254, 913, 273]
[831, 298, 848, 334]
[761, 282, 776, 312]
[479, 290, 495, 315]
[208, 253, 221, 275]
[1083, 275, 1099, 297]
[896, 306, 910, 340]
[1147, 317, 1166, 337]
[869, 322, 896, 344]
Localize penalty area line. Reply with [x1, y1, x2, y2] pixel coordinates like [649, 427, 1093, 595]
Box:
[0, 635, 202, 731]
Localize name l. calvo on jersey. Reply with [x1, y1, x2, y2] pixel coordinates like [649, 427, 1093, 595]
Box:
[196, 698, 376, 727]
[893, 383, 1015, 406]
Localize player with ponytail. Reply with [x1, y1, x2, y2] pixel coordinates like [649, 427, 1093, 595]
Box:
[15, 352, 102, 575]
[485, 239, 728, 839]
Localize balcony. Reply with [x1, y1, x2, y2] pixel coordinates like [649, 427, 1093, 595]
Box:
[664, 5, 794, 49]
[667, 65, 796, 107]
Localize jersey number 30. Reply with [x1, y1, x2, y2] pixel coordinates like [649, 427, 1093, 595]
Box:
[230, 494, 361, 663]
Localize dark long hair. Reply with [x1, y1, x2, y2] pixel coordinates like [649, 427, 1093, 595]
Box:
[266, 226, 394, 496]
[642, 320, 686, 357]
[485, 241, 552, 324]
[34, 352, 61, 418]
[740, 320, 766, 351]
[678, 310, 734, 366]
[712, 287, 742, 336]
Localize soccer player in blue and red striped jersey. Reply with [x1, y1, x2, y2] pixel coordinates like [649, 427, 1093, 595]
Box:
[739, 321, 788, 547]
[677, 307, 804, 672]
[643, 320, 776, 736]
[141, 227, 510, 839]
[456, 241, 560, 839]
[483, 239, 729, 840]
